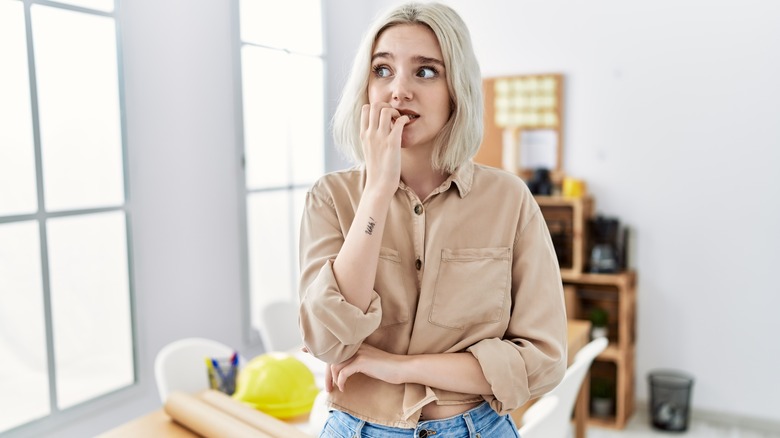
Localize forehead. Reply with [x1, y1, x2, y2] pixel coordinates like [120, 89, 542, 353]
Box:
[373, 24, 442, 59]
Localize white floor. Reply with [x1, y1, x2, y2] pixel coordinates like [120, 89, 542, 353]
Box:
[580, 412, 780, 438]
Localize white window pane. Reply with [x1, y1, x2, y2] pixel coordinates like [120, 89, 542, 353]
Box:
[0, 222, 50, 433]
[51, 0, 114, 13]
[32, 6, 124, 212]
[242, 46, 291, 189]
[240, 0, 322, 55]
[0, 2, 38, 216]
[291, 188, 308, 286]
[47, 212, 133, 409]
[248, 191, 296, 330]
[288, 56, 324, 185]
[242, 48, 324, 189]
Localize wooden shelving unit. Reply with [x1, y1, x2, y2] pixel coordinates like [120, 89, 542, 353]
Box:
[475, 74, 637, 429]
[536, 196, 593, 277]
[562, 271, 637, 429]
[533, 194, 637, 430]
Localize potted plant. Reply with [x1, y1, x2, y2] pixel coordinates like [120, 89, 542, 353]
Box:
[590, 377, 614, 417]
[589, 307, 609, 340]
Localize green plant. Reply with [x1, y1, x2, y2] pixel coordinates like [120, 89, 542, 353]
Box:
[589, 307, 609, 327]
[590, 377, 614, 399]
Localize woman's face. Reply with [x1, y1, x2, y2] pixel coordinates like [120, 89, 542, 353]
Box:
[368, 24, 451, 151]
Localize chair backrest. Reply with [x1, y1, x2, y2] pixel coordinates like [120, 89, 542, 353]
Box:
[518, 336, 608, 438]
[517, 395, 560, 438]
[154, 337, 236, 403]
[257, 300, 302, 352]
[306, 389, 331, 436]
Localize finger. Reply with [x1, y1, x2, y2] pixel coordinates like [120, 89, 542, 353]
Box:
[368, 102, 389, 131]
[330, 365, 339, 392]
[325, 369, 333, 393]
[301, 346, 309, 353]
[336, 367, 351, 392]
[360, 104, 370, 135]
[378, 107, 400, 133]
[389, 115, 410, 143]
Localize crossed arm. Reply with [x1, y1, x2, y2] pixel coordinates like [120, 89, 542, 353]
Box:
[324, 343, 493, 395]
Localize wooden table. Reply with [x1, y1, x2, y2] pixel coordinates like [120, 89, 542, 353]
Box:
[101, 320, 592, 438]
[98, 399, 312, 438]
[100, 410, 201, 438]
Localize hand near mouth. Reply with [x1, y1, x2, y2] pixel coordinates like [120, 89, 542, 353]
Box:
[360, 102, 411, 197]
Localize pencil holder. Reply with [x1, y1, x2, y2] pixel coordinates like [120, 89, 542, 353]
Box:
[205, 353, 239, 395]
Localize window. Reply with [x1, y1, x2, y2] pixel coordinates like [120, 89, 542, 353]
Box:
[235, 0, 325, 341]
[0, 0, 133, 434]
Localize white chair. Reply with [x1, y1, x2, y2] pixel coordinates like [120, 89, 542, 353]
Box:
[517, 395, 560, 437]
[306, 388, 331, 436]
[257, 299, 329, 387]
[154, 337, 237, 403]
[518, 336, 608, 438]
[257, 300, 303, 352]
[256, 301, 331, 436]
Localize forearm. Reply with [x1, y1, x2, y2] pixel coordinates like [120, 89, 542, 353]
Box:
[403, 352, 492, 395]
[332, 189, 391, 312]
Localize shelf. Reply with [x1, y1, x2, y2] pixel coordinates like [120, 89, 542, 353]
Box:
[535, 195, 590, 207]
[561, 270, 636, 288]
[535, 196, 593, 276]
[598, 344, 621, 362]
[566, 271, 636, 430]
[588, 416, 622, 429]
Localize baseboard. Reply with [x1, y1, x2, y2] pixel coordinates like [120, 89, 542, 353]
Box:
[634, 400, 780, 434]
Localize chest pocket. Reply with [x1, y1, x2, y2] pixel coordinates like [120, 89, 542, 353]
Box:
[429, 247, 511, 330]
[375, 247, 409, 327]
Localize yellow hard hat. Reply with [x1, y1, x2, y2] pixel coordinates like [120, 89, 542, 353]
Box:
[232, 352, 319, 419]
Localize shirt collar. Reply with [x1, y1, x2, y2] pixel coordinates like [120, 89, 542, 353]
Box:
[441, 160, 474, 198]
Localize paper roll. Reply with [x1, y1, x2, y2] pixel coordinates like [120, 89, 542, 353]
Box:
[198, 390, 311, 438]
[164, 392, 272, 438]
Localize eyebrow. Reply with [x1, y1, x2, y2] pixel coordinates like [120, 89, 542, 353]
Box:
[371, 52, 445, 67]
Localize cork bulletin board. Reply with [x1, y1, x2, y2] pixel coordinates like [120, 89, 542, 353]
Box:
[475, 73, 564, 183]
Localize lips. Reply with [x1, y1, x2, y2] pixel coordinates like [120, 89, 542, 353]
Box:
[397, 109, 420, 120]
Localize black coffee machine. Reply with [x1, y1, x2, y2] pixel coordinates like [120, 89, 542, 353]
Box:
[527, 168, 554, 196]
[589, 215, 627, 273]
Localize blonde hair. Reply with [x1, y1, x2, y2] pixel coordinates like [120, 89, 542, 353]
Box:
[332, 2, 483, 173]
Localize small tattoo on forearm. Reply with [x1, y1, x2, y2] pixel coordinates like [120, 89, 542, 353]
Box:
[365, 217, 376, 235]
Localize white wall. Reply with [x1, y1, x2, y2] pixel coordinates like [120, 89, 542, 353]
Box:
[361, 0, 780, 423]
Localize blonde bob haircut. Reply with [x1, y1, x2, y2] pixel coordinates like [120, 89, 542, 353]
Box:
[332, 2, 483, 174]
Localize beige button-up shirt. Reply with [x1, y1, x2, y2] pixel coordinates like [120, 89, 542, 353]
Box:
[298, 160, 567, 428]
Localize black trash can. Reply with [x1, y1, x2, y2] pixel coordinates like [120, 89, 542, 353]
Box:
[648, 370, 694, 432]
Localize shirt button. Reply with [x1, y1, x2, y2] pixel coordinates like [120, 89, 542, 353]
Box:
[415, 259, 422, 270]
[414, 204, 423, 215]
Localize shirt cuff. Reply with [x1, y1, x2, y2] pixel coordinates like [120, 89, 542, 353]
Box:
[300, 260, 382, 362]
[467, 338, 530, 414]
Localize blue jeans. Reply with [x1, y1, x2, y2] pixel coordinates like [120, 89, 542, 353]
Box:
[319, 402, 521, 438]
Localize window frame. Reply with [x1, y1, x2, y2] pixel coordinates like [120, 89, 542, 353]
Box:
[230, 0, 327, 345]
[0, 0, 137, 436]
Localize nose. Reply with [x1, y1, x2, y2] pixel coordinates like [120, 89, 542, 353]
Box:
[391, 75, 412, 102]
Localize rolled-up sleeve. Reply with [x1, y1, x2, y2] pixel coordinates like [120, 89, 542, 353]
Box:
[467, 208, 567, 414]
[298, 189, 382, 364]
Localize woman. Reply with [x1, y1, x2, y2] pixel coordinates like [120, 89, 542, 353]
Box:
[298, 2, 567, 436]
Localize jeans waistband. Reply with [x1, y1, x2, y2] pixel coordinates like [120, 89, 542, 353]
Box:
[328, 401, 501, 437]
[417, 401, 494, 429]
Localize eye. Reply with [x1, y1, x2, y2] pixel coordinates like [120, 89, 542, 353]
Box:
[372, 65, 392, 78]
[417, 66, 438, 79]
